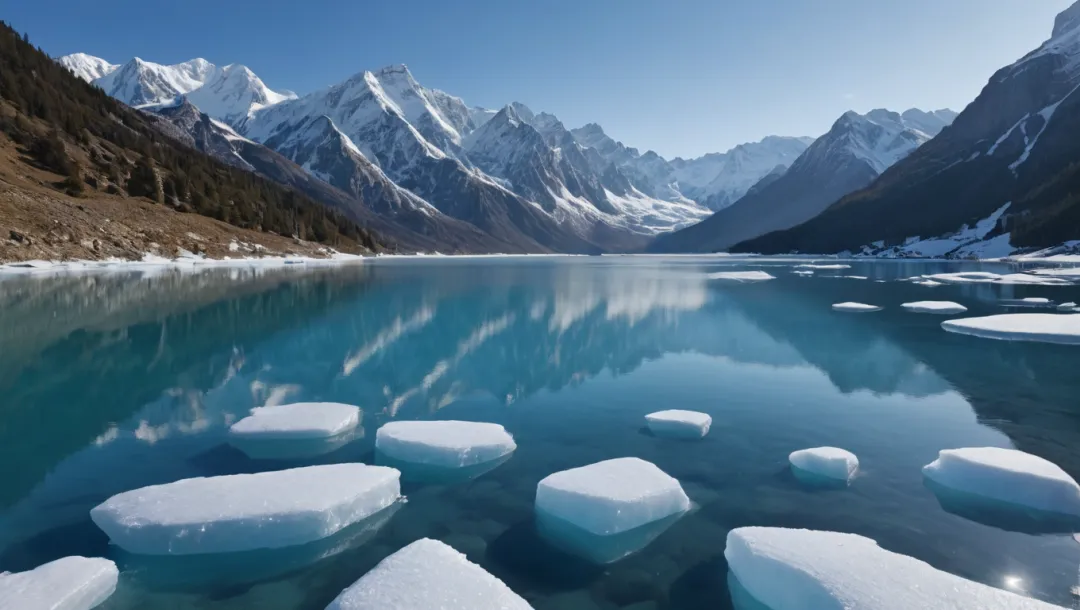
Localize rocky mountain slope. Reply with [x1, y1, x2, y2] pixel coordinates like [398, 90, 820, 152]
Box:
[653, 108, 955, 253]
[0, 22, 383, 261]
[736, 1, 1080, 255]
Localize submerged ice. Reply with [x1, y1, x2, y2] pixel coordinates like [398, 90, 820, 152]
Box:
[725, 527, 1064, 610]
[534, 458, 690, 563]
[0, 556, 118, 610]
[923, 447, 1080, 517]
[90, 464, 401, 555]
[324, 538, 532, 610]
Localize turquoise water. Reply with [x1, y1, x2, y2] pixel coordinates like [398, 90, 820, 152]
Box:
[1, 257, 1080, 609]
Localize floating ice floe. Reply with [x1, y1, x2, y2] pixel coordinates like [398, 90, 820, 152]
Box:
[706, 271, 775, 282]
[901, 301, 968, 314]
[941, 314, 1080, 345]
[795, 264, 851, 270]
[90, 464, 401, 555]
[1032, 267, 1080, 277]
[1022, 297, 1051, 304]
[912, 279, 944, 287]
[1058, 302, 1078, 311]
[375, 421, 516, 482]
[923, 447, 1080, 517]
[645, 410, 712, 438]
[120, 503, 401, 593]
[228, 402, 362, 459]
[994, 274, 1071, 286]
[832, 302, 882, 312]
[789, 447, 859, 484]
[792, 270, 814, 276]
[725, 527, 1064, 610]
[324, 538, 532, 610]
[843, 275, 868, 280]
[535, 458, 690, 563]
[0, 556, 118, 610]
[921, 271, 1001, 284]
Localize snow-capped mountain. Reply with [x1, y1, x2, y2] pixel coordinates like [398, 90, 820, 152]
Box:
[62, 51, 800, 252]
[653, 108, 955, 253]
[739, 0, 1080, 255]
[59, 54, 296, 123]
[59, 53, 118, 82]
[569, 122, 813, 210]
[147, 99, 512, 253]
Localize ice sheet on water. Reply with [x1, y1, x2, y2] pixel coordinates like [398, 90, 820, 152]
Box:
[794, 264, 851, 269]
[923, 447, 1080, 516]
[706, 271, 775, 282]
[230, 403, 361, 439]
[725, 527, 1064, 609]
[375, 421, 516, 468]
[792, 270, 814, 276]
[1059, 302, 1078, 311]
[789, 447, 859, 483]
[324, 538, 532, 610]
[912, 279, 944, 287]
[0, 556, 117, 610]
[1022, 297, 1051, 304]
[645, 410, 712, 438]
[922, 271, 1001, 284]
[994, 274, 1071, 286]
[1033, 267, 1080, 277]
[942, 314, 1080, 345]
[228, 403, 363, 459]
[535, 457, 690, 536]
[832, 302, 882, 312]
[901, 301, 968, 314]
[90, 464, 400, 555]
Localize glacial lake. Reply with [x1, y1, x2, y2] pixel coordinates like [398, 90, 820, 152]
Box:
[1, 256, 1080, 609]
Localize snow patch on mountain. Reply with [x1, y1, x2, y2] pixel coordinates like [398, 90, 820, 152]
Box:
[858, 203, 1013, 258]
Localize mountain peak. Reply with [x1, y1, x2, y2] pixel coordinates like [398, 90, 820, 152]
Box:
[374, 64, 411, 77]
[58, 53, 118, 82]
[1053, 0, 1080, 38]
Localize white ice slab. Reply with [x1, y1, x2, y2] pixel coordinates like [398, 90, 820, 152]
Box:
[923, 271, 1000, 284]
[942, 314, 1080, 345]
[923, 447, 1080, 516]
[789, 447, 859, 483]
[325, 538, 531, 610]
[832, 302, 882, 312]
[913, 279, 943, 287]
[792, 270, 814, 276]
[994, 274, 1071, 286]
[725, 527, 1063, 610]
[707, 271, 775, 282]
[843, 275, 868, 280]
[1059, 302, 1077, 311]
[645, 410, 712, 438]
[901, 301, 968, 314]
[535, 457, 690, 536]
[1033, 267, 1080, 277]
[0, 556, 118, 610]
[229, 403, 361, 440]
[375, 421, 516, 468]
[91, 464, 400, 555]
[795, 264, 851, 270]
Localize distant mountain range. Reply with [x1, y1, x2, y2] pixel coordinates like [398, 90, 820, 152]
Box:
[56, 1, 1080, 256]
[58, 54, 810, 253]
[652, 108, 956, 253]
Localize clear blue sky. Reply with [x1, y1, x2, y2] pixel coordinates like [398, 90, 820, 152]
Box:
[6, 0, 1073, 158]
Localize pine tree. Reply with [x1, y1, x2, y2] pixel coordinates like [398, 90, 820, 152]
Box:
[127, 155, 163, 203]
